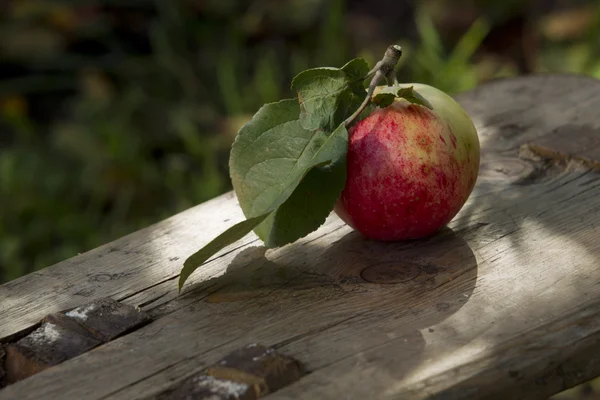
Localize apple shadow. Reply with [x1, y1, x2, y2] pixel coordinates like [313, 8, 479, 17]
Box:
[181, 226, 479, 384]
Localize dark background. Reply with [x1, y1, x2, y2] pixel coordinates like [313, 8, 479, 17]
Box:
[0, 0, 598, 280]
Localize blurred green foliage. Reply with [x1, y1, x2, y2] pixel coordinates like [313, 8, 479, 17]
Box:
[1, 0, 600, 282]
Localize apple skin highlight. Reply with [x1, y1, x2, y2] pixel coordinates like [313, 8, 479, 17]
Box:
[334, 83, 480, 241]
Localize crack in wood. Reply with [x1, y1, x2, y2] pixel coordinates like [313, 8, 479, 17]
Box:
[521, 143, 600, 172]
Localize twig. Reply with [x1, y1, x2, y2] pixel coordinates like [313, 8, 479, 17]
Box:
[344, 45, 402, 128]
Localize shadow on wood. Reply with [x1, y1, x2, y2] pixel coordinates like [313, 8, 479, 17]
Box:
[179, 227, 478, 387]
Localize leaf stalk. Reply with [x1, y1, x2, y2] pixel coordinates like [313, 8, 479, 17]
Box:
[344, 45, 402, 128]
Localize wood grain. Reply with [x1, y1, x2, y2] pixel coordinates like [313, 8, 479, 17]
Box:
[2, 75, 600, 400]
[0, 191, 259, 340]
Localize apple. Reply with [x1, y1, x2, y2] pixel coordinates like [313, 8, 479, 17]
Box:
[334, 83, 480, 241]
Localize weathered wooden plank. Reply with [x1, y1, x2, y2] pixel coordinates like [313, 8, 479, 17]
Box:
[0, 219, 481, 399]
[0, 192, 259, 340]
[2, 75, 600, 400]
[5, 167, 600, 400]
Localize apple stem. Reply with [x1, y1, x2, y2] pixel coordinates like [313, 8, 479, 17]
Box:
[344, 45, 402, 128]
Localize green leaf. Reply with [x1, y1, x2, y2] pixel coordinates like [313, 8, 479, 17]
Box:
[180, 58, 366, 291]
[254, 124, 348, 247]
[372, 93, 396, 108]
[180, 106, 348, 291]
[178, 213, 270, 292]
[230, 100, 348, 222]
[291, 58, 369, 131]
[341, 58, 370, 80]
[396, 86, 434, 110]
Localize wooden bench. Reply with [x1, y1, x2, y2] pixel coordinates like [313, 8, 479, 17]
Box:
[2, 74, 600, 400]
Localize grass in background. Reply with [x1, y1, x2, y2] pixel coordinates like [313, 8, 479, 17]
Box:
[1, 0, 600, 282]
